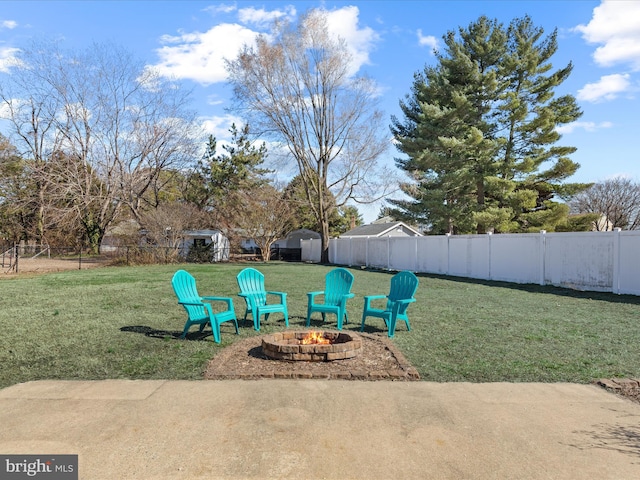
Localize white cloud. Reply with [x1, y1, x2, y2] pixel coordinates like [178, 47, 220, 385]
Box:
[417, 29, 438, 51]
[200, 114, 245, 138]
[574, 0, 640, 70]
[1, 20, 17, 29]
[577, 73, 631, 102]
[556, 120, 613, 135]
[0, 46, 21, 73]
[150, 5, 379, 85]
[238, 5, 296, 28]
[152, 23, 259, 85]
[322, 6, 380, 74]
[203, 4, 237, 16]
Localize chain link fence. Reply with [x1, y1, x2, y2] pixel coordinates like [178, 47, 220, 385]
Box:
[1, 243, 233, 274]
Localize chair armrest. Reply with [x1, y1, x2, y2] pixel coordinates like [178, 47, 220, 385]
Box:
[178, 299, 204, 306]
[394, 298, 416, 305]
[178, 297, 204, 306]
[338, 292, 355, 308]
[363, 294, 386, 309]
[363, 294, 386, 301]
[395, 298, 416, 305]
[201, 296, 234, 309]
[266, 291, 287, 302]
[179, 299, 214, 316]
[391, 298, 416, 314]
[307, 291, 324, 299]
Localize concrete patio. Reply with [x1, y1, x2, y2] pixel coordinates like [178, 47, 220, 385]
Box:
[1, 379, 639, 479]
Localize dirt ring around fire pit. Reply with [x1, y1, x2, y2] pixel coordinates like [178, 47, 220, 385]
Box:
[262, 330, 362, 362]
[204, 331, 420, 381]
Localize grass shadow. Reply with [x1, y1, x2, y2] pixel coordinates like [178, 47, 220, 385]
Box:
[120, 325, 212, 341]
[414, 272, 640, 306]
[356, 266, 640, 305]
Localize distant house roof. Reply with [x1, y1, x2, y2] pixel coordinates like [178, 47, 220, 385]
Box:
[183, 229, 224, 238]
[340, 221, 422, 238]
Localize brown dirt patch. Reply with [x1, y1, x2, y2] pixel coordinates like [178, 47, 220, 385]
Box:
[595, 379, 640, 405]
[2, 256, 110, 275]
[204, 331, 420, 381]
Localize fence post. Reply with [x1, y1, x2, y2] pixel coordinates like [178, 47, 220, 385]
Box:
[446, 233, 451, 276]
[362, 236, 366, 267]
[387, 236, 390, 270]
[612, 227, 621, 294]
[487, 231, 493, 280]
[14, 243, 19, 274]
[539, 230, 546, 286]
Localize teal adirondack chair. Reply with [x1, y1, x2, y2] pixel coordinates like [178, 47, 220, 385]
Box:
[171, 270, 238, 343]
[236, 267, 288, 331]
[306, 268, 355, 330]
[360, 271, 419, 338]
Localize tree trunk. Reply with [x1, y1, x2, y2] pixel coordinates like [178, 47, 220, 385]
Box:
[320, 219, 330, 264]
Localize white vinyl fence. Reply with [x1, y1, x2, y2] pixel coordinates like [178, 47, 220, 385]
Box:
[301, 229, 640, 296]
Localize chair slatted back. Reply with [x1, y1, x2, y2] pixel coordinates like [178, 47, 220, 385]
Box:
[237, 268, 267, 306]
[387, 271, 419, 313]
[324, 268, 354, 306]
[172, 270, 206, 320]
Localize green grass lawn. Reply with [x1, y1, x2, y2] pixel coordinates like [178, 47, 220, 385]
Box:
[1, 262, 639, 389]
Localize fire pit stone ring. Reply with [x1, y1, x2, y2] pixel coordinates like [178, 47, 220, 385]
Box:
[261, 330, 363, 362]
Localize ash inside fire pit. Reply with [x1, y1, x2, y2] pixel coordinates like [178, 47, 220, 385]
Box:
[261, 330, 362, 362]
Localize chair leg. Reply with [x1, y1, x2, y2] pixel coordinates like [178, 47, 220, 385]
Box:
[180, 321, 192, 339]
[253, 308, 261, 331]
[283, 307, 289, 327]
[388, 314, 396, 338]
[211, 320, 221, 343]
[360, 313, 367, 332]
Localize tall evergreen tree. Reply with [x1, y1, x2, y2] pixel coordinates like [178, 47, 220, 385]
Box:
[390, 15, 588, 234]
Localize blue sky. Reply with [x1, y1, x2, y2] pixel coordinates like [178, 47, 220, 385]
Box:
[1, 0, 639, 222]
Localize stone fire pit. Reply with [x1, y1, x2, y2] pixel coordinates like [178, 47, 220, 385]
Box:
[261, 330, 363, 362]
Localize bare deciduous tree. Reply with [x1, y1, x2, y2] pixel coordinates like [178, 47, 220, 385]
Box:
[225, 185, 293, 262]
[569, 177, 640, 230]
[226, 9, 391, 262]
[0, 40, 202, 252]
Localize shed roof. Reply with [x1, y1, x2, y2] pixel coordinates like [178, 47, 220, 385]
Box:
[340, 221, 422, 238]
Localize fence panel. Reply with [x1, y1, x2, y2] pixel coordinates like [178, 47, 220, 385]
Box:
[448, 235, 490, 280]
[330, 238, 350, 265]
[490, 233, 543, 285]
[616, 231, 640, 295]
[351, 238, 369, 266]
[544, 232, 614, 291]
[416, 236, 448, 274]
[367, 238, 389, 269]
[389, 237, 418, 271]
